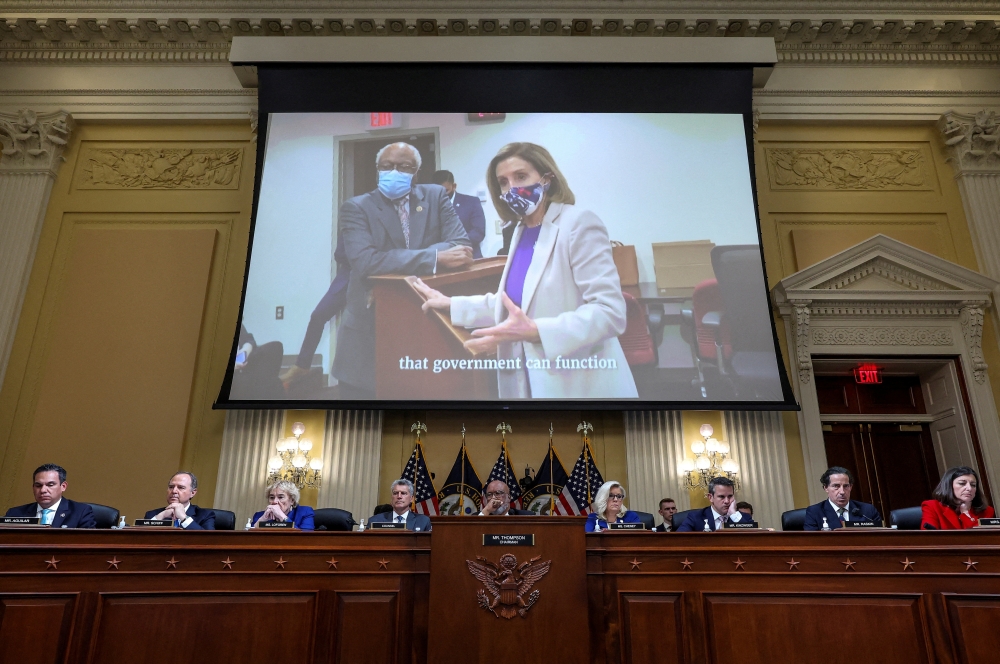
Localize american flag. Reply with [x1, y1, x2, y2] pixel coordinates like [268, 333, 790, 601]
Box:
[486, 441, 522, 508]
[402, 441, 438, 515]
[521, 446, 571, 515]
[560, 441, 605, 515]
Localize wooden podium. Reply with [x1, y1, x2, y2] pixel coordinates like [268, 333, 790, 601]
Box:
[369, 256, 506, 400]
[426, 516, 588, 663]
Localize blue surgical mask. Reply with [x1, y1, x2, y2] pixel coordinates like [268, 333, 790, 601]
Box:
[378, 169, 414, 200]
[501, 180, 548, 217]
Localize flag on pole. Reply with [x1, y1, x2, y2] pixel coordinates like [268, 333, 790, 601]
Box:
[561, 441, 605, 515]
[521, 446, 572, 515]
[437, 444, 483, 515]
[486, 441, 522, 508]
[401, 440, 438, 516]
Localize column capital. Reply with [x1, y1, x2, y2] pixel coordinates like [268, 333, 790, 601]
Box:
[940, 110, 1000, 176]
[0, 109, 74, 176]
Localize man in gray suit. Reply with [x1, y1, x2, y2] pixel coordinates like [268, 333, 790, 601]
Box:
[334, 142, 472, 398]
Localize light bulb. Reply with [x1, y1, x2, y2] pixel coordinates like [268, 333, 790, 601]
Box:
[679, 459, 695, 473]
[699, 424, 714, 437]
[309, 458, 323, 471]
[706, 438, 720, 453]
[691, 440, 705, 454]
[722, 459, 739, 473]
[292, 454, 307, 468]
[298, 439, 313, 452]
[696, 456, 711, 470]
[268, 456, 283, 470]
[291, 422, 306, 436]
[719, 441, 731, 454]
[287, 437, 300, 452]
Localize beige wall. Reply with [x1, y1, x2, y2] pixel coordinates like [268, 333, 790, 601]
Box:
[0, 122, 255, 520]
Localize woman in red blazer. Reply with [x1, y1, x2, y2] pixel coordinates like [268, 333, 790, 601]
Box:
[921, 466, 994, 530]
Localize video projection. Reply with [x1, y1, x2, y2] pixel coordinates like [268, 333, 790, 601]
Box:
[218, 63, 795, 409]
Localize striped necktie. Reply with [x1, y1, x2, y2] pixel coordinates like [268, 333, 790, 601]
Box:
[394, 197, 410, 248]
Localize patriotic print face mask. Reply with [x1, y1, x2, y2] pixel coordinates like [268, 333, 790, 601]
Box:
[501, 179, 549, 217]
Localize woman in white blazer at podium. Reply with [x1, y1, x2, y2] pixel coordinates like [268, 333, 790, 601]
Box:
[414, 142, 638, 400]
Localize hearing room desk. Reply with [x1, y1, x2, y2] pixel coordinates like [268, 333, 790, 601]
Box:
[2, 523, 999, 664]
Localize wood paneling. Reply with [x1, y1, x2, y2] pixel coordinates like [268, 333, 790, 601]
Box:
[90, 593, 315, 664]
[335, 593, 397, 663]
[621, 593, 685, 664]
[703, 594, 929, 664]
[0, 594, 76, 664]
[944, 594, 1000, 664]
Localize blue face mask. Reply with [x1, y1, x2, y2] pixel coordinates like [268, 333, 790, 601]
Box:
[501, 180, 548, 217]
[378, 169, 414, 200]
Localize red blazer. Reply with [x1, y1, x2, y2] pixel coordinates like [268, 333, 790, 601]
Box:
[920, 499, 995, 530]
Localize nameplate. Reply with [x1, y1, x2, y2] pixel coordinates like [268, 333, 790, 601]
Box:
[259, 521, 293, 529]
[0, 516, 41, 525]
[369, 521, 406, 530]
[607, 522, 645, 530]
[483, 534, 534, 546]
[976, 517, 1000, 528]
[723, 521, 759, 529]
[133, 519, 173, 528]
[842, 520, 878, 528]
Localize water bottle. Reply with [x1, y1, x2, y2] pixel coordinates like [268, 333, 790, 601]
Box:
[358, 518, 366, 532]
[594, 519, 601, 533]
[821, 517, 832, 531]
[116, 516, 126, 529]
[244, 516, 252, 530]
[703, 519, 711, 532]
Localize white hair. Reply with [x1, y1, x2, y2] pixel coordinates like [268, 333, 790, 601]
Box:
[265, 480, 300, 506]
[375, 142, 422, 170]
[391, 478, 414, 497]
[592, 481, 626, 520]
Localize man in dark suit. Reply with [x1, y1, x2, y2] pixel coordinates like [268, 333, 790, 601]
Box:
[145, 471, 215, 529]
[432, 170, 486, 258]
[334, 142, 472, 398]
[676, 477, 752, 531]
[368, 479, 432, 531]
[5, 463, 96, 528]
[804, 466, 882, 530]
[479, 480, 533, 516]
[654, 497, 677, 532]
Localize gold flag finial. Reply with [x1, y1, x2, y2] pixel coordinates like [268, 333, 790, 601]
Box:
[411, 421, 427, 441]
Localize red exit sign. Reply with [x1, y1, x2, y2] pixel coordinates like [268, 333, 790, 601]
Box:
[854, 364, 882, 384]
[368, 113, 401, 129]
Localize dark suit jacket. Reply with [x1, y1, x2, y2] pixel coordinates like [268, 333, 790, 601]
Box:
[803, 499, 882, 530]
[654, 522, 675, 532]
[144, 504, 215, 530]
[334, 184, 471, 391]
[252, 504, 315, 530]
[6, 498, 96, 529]
[450, 192, 486, 258]
[675, 506, 750, 532]
[368, 510, 432, 532]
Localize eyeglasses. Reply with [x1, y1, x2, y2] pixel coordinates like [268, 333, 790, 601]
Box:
[378, 164, 418, 175]
[484, 491, 508, 499]
[608, 493, 625, 500]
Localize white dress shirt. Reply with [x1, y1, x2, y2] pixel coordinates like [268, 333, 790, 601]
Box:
[711, 507, 744, 530]
[830, 500, 850, 522]
[37, 498, 62, 525]
[391, 509, 410, 524]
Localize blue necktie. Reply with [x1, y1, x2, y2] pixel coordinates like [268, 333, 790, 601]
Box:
[41, 508, 53, 525]
[396, 515, 404, 523]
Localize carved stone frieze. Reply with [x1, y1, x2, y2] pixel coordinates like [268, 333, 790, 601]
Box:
[76, 147, 242, 189]
[811, 327, 954, 346]
[0, 109, 73, 175]
[792, 303, 812, 384]
[940, 110, 1000, 175]
[765, 147, 927, 190]
[814, 257, 954, 291]
[808, 303, 965, 318]
[959, 305, 989, 383]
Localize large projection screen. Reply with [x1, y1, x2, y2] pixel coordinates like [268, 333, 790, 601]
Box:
[217, 57, 796, 410]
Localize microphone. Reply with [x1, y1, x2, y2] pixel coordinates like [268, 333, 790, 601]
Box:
[851, 506, 876, 524]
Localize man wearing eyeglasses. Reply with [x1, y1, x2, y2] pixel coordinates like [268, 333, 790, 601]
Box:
[334, 141, 473, 399]
[478, 480, 534, 516]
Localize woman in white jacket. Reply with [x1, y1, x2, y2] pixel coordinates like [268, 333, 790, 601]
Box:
[413, 142, 638, 399]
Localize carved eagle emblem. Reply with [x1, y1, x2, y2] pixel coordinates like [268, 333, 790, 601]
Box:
[466, 553, 552, 619]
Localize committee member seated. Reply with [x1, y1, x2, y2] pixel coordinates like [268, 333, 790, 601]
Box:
[586, 481, 642, 532]
[676, 477, 749, 531]
[654, 497, 677, 532]
[736, 502, 754, 519]
[252, 480, 315, 530]
[479, 480, 533, 516]
[144, 471, 215, 529]
[921, 465, 995, 529]
[368, 479, 432, 531]
[803, 466, 882, 530]
[5, 463, 96, 528]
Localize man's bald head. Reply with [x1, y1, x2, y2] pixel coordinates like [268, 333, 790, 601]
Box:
[483, 480, 511, 515]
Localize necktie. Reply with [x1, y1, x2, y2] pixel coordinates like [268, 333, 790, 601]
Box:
[716, 516, 723, 530]
[396, 515, 404, 524]
[174, 519, 180, 528]
[838, 508, 847, 523]
[394, 197, 410, 248]
[41, 508, 52, 525]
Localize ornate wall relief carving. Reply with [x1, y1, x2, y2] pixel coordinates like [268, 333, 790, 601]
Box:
[765, 147, 928, 190]
[76, 146, 242, 189]
[959, 306, 989, 383]
[811, 327, 954, 346]
[814, 257, 953, 291]
[793, 303, 812, 383]
[941, 111, 1000, 175]
[0, 109, 73, 174]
